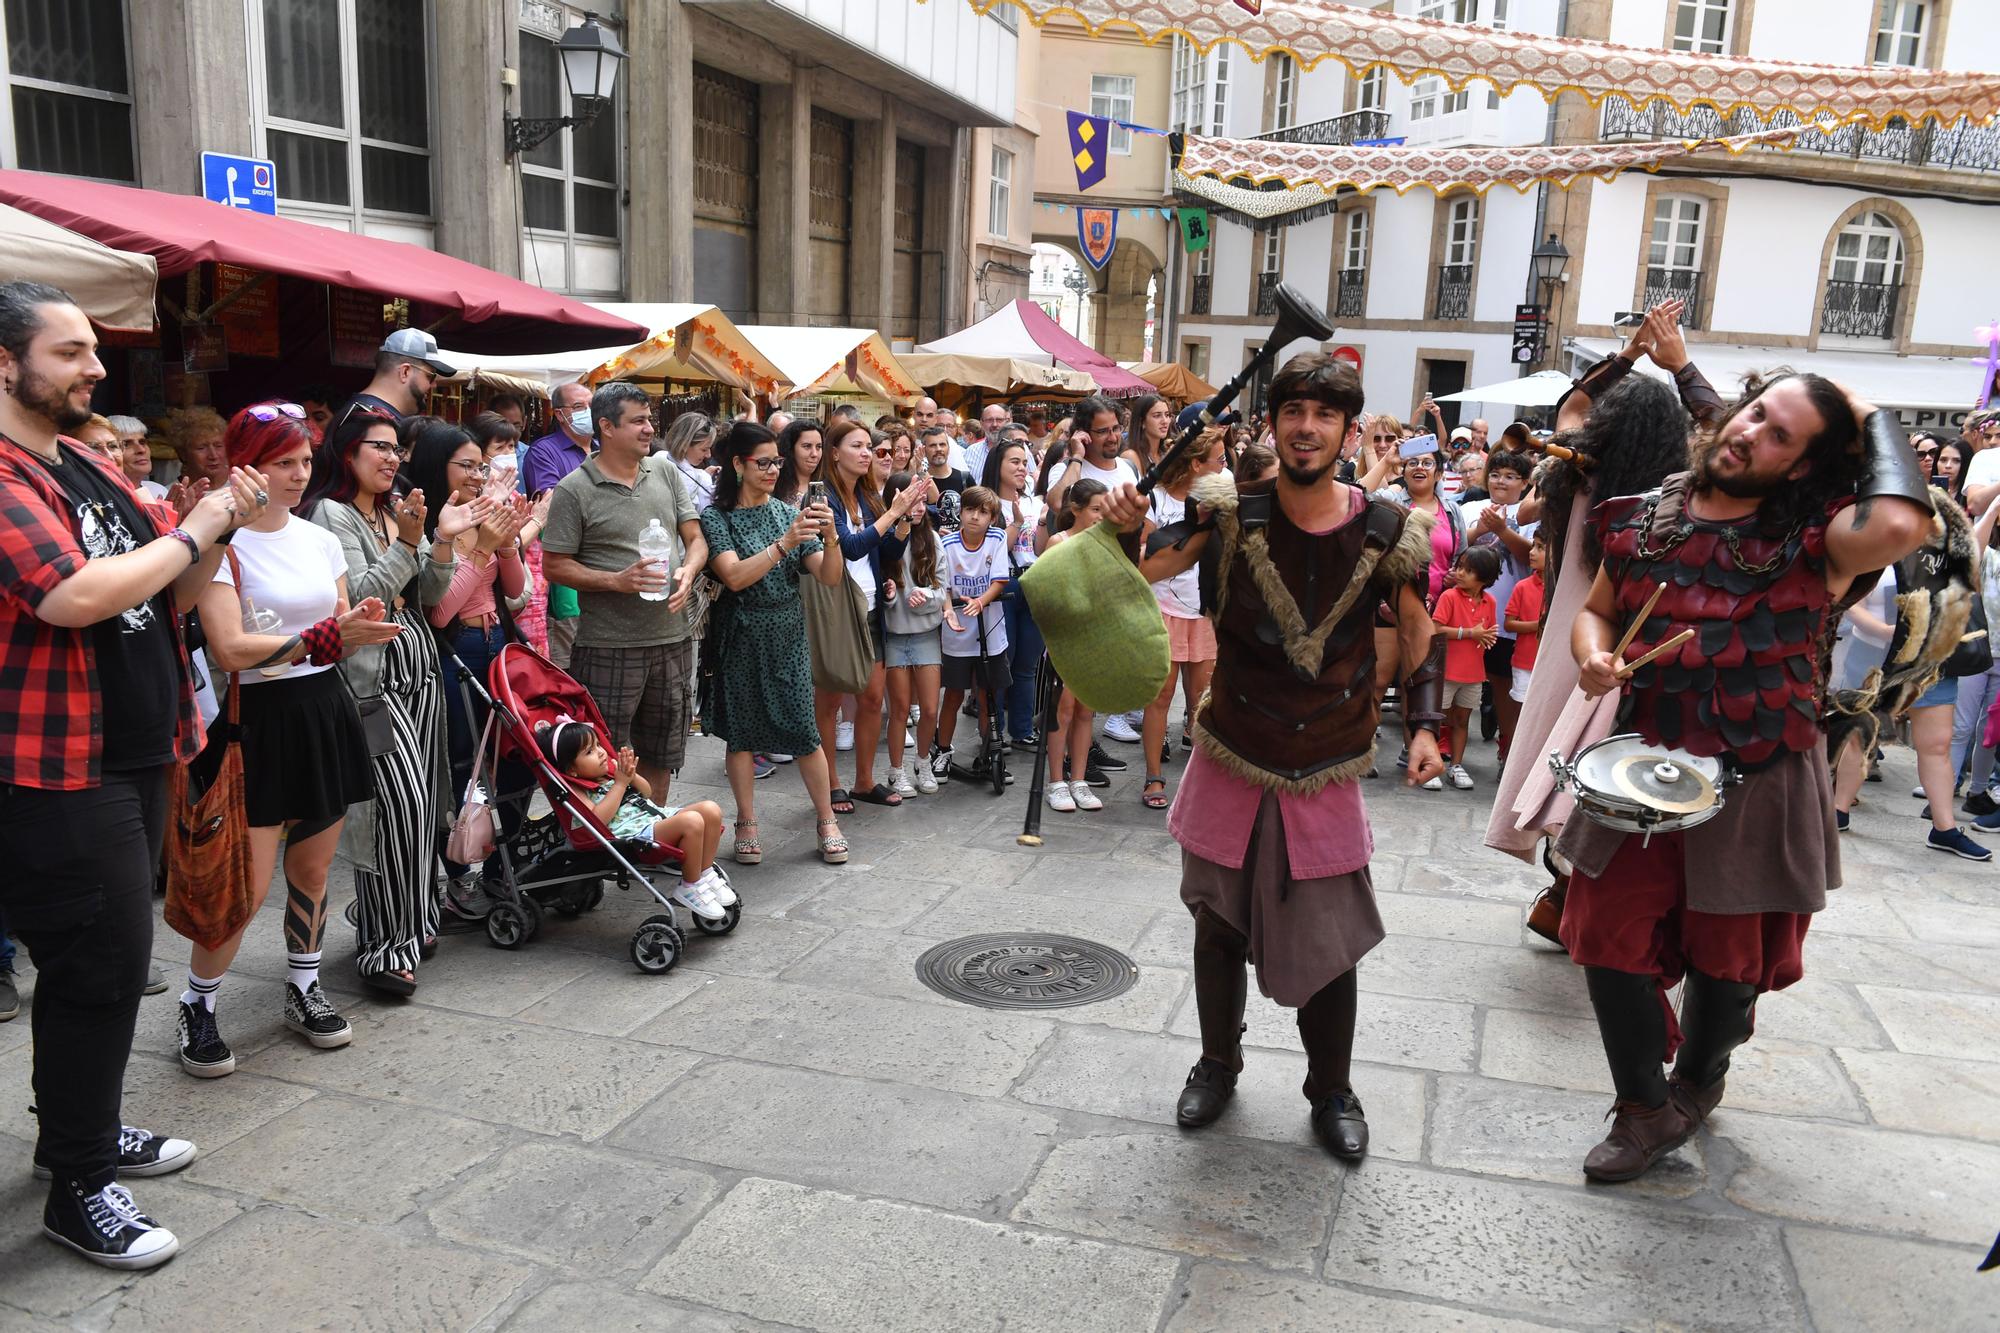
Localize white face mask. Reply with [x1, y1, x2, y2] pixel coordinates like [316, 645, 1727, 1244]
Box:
[569, 407, 592, 435]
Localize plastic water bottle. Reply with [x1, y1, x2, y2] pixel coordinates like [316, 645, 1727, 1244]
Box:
[637, 518, 672, 603]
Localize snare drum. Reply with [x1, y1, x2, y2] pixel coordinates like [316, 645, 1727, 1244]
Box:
[1549, 733, 1728, 839]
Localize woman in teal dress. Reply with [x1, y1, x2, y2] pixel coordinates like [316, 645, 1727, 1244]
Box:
[700, 420, 853, 865]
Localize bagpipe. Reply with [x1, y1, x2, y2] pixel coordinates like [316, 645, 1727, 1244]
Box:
[1016, 281, 1336, 845]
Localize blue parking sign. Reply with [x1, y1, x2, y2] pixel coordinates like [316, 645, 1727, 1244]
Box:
[200, 152, 277, 214]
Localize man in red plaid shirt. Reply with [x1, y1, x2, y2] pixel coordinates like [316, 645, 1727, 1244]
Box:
[0, 281, 266, 1270]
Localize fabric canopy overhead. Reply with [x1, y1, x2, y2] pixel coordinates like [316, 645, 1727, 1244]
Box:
[0, 170, 648, 354]
[1434, 370, 1574, 407]
[1567, 336, 1989, 412]
[1175, 127, 1803, 220]
[575, 303, 789, 397]
[1121, 360, 1217, 404]
[939, 0, 2000, 129]
[736, 326, 921, 405]
[0, 201, 157, 333]
[919, 300, 1153, 397]
[899, 352, 1098, 410]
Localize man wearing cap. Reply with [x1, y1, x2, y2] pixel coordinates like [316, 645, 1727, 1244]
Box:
[344, 329, 453, 423]
[523, 381, 596, 667]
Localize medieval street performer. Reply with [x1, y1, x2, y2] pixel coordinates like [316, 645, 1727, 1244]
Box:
[1563, 373, 1932, 1182]
[1103, 352, 1445, 1160]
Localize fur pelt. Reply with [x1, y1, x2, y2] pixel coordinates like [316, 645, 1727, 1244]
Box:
[1831, 486, 1976, 734]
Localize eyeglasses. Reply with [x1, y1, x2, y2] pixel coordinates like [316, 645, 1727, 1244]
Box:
[246, 402, 307, 422]
[873, 447, 895, 458]
[1089, 424, 1122, 436]
[744, 456, 784, 471]
[363, 438, 412, 461]
[450, 459, 491, 476]
[1403, 459, 1437, 471]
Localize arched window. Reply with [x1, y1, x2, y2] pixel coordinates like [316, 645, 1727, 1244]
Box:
[1822, 211, 1906, 339]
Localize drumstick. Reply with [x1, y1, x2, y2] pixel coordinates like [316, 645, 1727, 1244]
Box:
[1617, 628, 1694, 678]
[1613, 583, 1665, 661]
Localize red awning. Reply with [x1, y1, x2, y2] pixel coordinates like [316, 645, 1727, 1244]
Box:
[0, 171, 647, 354]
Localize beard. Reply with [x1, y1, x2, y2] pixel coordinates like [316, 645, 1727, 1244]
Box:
[1691, 432, 1786, 500]
[13, 365, 92, 431]
[1280, 455, 1336, 487]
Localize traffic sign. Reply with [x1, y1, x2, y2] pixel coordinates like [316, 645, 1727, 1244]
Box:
[201, 151, 277, 214]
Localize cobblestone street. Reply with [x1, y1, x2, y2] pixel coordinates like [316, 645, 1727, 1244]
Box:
[2, 730, 1996, 1331]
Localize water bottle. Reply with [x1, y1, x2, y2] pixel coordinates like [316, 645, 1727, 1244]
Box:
[637, 518, 672, 603]
[242, 595, 290, 677]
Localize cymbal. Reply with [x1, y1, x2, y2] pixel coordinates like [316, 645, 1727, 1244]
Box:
[1610, 753, 1717, 815]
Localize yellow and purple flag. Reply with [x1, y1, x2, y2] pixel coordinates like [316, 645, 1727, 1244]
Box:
[1067, 110, 1110, 192]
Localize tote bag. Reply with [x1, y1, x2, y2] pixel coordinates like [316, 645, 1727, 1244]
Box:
[801, 566, 876, 694]
[164, 555, 257, 949]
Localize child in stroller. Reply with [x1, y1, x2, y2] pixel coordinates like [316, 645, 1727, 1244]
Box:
[536, 718, 732, 920]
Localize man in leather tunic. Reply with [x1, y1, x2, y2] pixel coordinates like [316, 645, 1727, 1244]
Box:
[1105, 352, 1445, 1160]
[1567, 373, 1933, 1182]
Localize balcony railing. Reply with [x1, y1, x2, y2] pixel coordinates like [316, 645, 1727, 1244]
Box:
[1600, 98, 2000, 174]
[1250, 108, 1391, 147]
[1335, 268, 1366, 318]
[1434, 264, 1474, 321]
[1256, 270, 1281, 315]
[1641, 267, 1704, 327]
[1190, 274, 1212, 316]
[1820, 280, 1901, 339]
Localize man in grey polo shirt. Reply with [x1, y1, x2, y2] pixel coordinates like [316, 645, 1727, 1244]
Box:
[542, 382, 708, 801]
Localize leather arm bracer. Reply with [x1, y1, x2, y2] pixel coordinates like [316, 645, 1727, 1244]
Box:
[1857, 409, 1936, 513]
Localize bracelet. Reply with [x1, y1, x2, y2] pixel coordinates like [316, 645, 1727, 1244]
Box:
[165, 527, 202, 565]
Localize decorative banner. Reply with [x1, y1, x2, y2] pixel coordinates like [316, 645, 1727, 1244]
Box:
[940, 0, 2000, 129]
[1077, 206, 1119, 271]
[1067, 110, 1110, 191]
[1177, 206, 1212, 253]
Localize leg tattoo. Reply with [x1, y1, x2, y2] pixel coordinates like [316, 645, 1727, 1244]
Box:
[283, 877, 328, 955]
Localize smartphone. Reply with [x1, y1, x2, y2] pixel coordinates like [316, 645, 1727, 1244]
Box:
[1612, 311, 1647, 328]
[806, 480, 830, 509]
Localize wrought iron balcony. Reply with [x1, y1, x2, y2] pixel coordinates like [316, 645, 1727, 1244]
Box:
[1600, 99, 2000, 174]
[1256, 270, 1281, 316]
[1434, 264, 1474, 321]
[1190, 273, 1212, 316]
[1820, 279, 1901, 339]
[1250, 108, 1391, 146]
[1335, 268, 1366, 318]
[1641, 267, 1703, 327]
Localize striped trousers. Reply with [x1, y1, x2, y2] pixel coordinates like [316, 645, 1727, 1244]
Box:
[353, 609, 444, 974]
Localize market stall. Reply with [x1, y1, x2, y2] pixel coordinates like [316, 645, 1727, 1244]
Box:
[735, 325, 921, 409]
[1120, 360, 1216, 406]
[899, 352, 1097, 412]
[918, 300, 1153, 398]
[0, 201, 157, 334]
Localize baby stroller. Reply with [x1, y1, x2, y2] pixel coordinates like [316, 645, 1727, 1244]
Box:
[448, 641, 741, 975]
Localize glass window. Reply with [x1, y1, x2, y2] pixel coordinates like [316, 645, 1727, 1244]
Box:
[989, 146, 1012, 239]
[1418, 0, 1477, 21]
[1210, 45, 1230, 136]
[1831, 212, 1906, 286]
[1261, 230, 1281, 274]
[1411, 76, 1469, 120]
[1272, 53, 1295, 131]
[1672, 0, 1734, 54]
[1090, 74, 1135, 154]
[1195, 244, 1212, 278]
[1488, 0, 1510, 27]
[356, 0, 426, 148]
[1873, 1, 1927, 67]
[521, 25, 623, 245]
[0, 0, 135, 180]
[1445, 197, 1480, 267]
[1355, 67, 1386, 112]
[262, 0, 342, 128]
[1648, 196, 1705, 270]
[1344, 211, 1371, 271]
[1171, 37, 1202, 134]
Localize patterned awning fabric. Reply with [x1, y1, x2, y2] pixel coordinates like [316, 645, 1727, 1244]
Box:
[1175, 127, 1804, 216]
[947, 0, 2000, 129]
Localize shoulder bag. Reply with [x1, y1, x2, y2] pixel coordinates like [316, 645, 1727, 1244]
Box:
[801, 508, 878, 694]
[445, 706, 500, 865]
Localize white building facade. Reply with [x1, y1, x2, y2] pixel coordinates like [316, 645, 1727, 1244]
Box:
[1171, 0, 2000, 434]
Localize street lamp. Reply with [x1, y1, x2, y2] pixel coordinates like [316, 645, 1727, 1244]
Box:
[1062, 263, 1092, 339]
[504, 14, 628, 160]
[1529, 232, 1570, 368]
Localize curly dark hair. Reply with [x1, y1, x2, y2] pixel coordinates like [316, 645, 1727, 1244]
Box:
[1539, 375, 1691, 600]
[1689, 371, 1862, 541]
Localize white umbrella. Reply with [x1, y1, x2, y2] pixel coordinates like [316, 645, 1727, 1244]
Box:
[0, 201, 155, 332]
[1434, 370, 1572, 407]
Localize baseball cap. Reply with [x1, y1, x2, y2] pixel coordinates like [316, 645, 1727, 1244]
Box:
[1449, 426, 1474, 444]
[380, 328, 456, 377]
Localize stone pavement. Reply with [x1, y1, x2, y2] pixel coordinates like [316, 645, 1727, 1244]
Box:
[2, 730, 1996, 1331]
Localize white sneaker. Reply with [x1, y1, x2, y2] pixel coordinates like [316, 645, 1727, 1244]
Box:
[1071, 783, 1103, 811]
[912, 762, 938, 795]
[906, 730, 918, 749]
[1449, 764, 1475, 791]
[930, 745, 953, 782]
[1422, 774, 1445, 792]
[888, 765, 918, 798]
[1046, 780, 1076, 813]
[836, 721, 855, 752]
[907, 705, 921, 728]
[697, 866, 737, 908]
[1102, 714, 1142, 743]
[673, 880, 728, 921]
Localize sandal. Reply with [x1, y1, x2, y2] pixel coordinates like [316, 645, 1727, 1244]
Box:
[1141, 777, 1170, 810]
[853, 783, 903, 807]
[359, 967, 417, 997]
[829, 787, 854, 815]
[733, 819, 762, 865]
[419, 935, 438, 960]
[818, 818, 849, 865]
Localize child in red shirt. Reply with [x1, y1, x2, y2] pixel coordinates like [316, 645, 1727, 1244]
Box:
[1431, 545, 1502, 791]
[1505, 536, 1547, 706]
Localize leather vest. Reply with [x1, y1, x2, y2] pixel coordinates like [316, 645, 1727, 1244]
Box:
[1194, 479, 1424, 792]
[1595, 472, 1832, 766]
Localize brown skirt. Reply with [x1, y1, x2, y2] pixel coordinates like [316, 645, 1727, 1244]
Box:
[1180, 788, 1384, 1008]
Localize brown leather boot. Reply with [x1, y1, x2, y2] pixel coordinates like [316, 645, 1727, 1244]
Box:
[1668, 1074, 1725, 1123]
[1525, 879, 1567, 948]
[1583, 1098, 1697, 1182]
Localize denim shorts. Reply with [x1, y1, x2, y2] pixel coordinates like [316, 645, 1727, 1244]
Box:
[1914, 673, 1960, 711]
[884, 630, 942, 669]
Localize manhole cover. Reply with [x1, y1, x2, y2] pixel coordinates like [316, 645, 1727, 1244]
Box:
[915, 933, 1138, 1010]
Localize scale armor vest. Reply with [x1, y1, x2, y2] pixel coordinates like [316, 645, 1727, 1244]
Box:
[1192, 475, 1432, 793]
[1594, 472, 1833, 766]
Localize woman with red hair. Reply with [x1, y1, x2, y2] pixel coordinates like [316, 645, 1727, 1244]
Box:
[175, 402, 399, 1080]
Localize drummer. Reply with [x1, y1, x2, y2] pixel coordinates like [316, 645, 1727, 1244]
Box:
[1565, 373, 1931, 1183]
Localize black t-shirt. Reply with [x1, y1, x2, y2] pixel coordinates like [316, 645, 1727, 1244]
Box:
[45, 448, 181, 769]
[929, 467, 973, 529]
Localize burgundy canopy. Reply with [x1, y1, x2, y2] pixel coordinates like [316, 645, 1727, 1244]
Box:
[0, 171, 647, 354]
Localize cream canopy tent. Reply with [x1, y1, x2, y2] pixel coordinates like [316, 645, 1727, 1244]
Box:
[736, 326, 922, 406]
[919, 299, 1153, 397]
[443, 303, 787, 397]
[0, 201, 156, 333]
[1121, 361, 1218, 404]
[900, 352, 1097, 410]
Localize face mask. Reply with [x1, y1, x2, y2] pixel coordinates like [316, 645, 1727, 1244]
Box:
[569, 408, 592, 435]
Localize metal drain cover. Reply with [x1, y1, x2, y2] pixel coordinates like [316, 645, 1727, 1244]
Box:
[915, 933, 1139, 1010]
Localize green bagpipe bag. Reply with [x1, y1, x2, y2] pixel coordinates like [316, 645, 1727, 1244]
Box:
[1019, 518, 1170, 715]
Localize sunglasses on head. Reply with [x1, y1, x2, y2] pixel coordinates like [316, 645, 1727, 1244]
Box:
[246, 402, 307, 422]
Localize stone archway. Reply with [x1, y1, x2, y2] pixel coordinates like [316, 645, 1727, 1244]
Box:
[1031, 231, 1162, 362]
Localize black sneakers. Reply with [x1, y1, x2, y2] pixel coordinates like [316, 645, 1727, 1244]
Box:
[42, 1178, 179, 1269]
[33, 1123, 196, 1181]
[1088, 742, 1128, 773]
[176, 1001, 235, 1078]
[282, 981, 353, 1048]
[0, 968, 16, 1023]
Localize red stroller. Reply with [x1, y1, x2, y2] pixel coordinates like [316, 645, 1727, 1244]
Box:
[449, 641, 740, 974]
